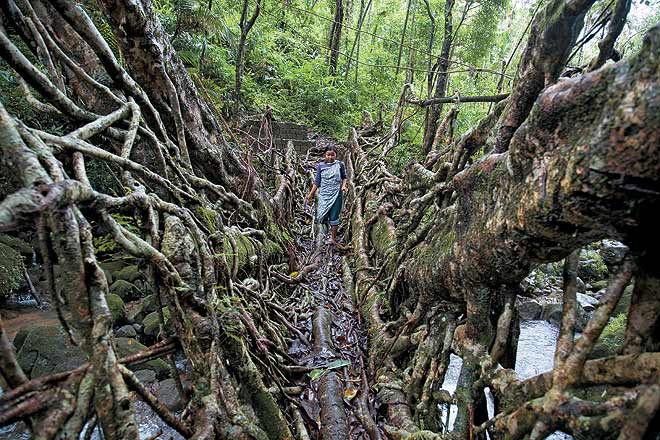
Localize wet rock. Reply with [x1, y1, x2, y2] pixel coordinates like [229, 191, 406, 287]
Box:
[600, 240, 628, 269]
[16, 325, 85, 378]
[107, 293, 126, 324]
[576, 292, 598, 313]
[517, 300, 542, 320]
[576, 277, 586, 292]
[541, 303, 563, 326]
[135, 369, 157, 386]
[110, 280, 140, 301]
[115, 324, 137, 338]
[155, 378, 183, 411]
[116, 265, 141, 283]
[114, 337, 169, 379]
[542, 301, 590, 331]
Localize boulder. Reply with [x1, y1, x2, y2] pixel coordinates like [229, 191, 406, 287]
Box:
[126, 294, 158, 324]
[16, 325, 85, 378]
[12, 327, 30, 352]
[142, 294, 159, 315]
[155, 378, 183, 411]
[99, 258, 133, 277]
[143, 307, 172, 338]
[116, 265, 141, 283]
[115, 324, 137, 338]
[600, 240, 628, 269]
[576, 292, 598, 313]
[107, 293, 126, 324]
[103, 269, 114, 286]
[517, 300, 542, 320]
[541, 303, 563, 326]
[134, 369, 157, 386]
[542, 301, 590, 331]
[114, 337, 169, 379]
[127, 301, 145, 324]
[110, 280, 140, 301]
[0, 241, 24, 301]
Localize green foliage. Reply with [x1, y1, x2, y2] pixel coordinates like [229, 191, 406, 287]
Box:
[592, 313, 627, 357]
[93, 214, 141, 255]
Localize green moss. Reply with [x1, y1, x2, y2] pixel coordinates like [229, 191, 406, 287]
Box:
[579, 249, 609, 282]
[195, 206, 219, 233]
[0, 234, 32, 255]
[143, 307, 172, 337]
[371, 219, 395, 255]
[114, 337, 169, 379]
[107, 293, 126, 324]
[0, 241, 24, 301]
[439, 229, 456, 255]
[590, 314, 626, 358]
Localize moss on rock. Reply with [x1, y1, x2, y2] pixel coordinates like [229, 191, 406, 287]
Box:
[107, 293, 126, 325]
[0, 241, 23, 301]
[143, 307, 171, 337]
[16, 325, 86, 378]
[110, 279, 140, 300]
[114, 337, 169, 379]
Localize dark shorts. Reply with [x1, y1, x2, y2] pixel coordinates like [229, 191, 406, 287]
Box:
[323, 191, 343, 226]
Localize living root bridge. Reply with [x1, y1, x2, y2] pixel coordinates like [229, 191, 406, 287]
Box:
[344, 22, 660, 440]
[0, 0, 322, 437]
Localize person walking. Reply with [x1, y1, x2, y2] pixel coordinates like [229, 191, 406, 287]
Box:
[305, 145, 348, 245]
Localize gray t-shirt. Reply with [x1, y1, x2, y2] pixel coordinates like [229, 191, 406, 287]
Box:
[314, 160, 347, 187]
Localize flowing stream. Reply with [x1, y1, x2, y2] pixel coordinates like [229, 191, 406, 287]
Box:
[441, 320, 572, 439]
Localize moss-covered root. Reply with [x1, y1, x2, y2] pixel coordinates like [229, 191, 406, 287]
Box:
[225, 339, 293, 440]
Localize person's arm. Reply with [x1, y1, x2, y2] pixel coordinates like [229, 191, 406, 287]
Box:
[306, 183, 318, 205]
[306, 165, 321, 204]
[341, 161, 348, 192]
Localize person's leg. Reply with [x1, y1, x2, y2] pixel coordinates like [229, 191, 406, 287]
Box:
[327, 193, 342, 244]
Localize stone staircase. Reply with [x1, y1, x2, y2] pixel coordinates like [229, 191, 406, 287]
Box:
[243, 120, 317, 156]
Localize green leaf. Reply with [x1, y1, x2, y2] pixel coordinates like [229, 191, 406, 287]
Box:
[326, 359, 350, 370]
[309, 369, 326, 380]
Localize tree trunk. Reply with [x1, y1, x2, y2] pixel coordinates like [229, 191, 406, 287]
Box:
[421, 0, 455, 155]
[233, 0, 262, 128]
[328, 0, 344, 75]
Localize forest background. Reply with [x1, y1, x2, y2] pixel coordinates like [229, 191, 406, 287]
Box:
[4, 0, 657, 167]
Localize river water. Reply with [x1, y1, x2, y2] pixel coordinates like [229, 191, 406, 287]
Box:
[441, 320, 572, 439]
